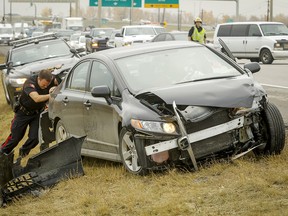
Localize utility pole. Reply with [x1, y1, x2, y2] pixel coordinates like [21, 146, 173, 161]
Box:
[270, 0, 273, 21]
[129, 0, 134, 25]
[98, 0, 102, 27]
[2, 0, 5, 23]
[266, 0, 270, 21]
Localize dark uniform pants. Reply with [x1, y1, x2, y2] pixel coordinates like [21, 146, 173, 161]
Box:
[1, 110, 40, 156]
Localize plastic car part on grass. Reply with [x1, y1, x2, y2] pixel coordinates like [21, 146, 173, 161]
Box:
[0, 136, 85, 207]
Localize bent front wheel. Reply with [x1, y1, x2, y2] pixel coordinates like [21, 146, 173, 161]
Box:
[119, 128, 147, 175]
[254, 103, 285, 155]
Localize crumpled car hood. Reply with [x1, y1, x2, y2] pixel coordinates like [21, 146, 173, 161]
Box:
[136, 75, 264, 108]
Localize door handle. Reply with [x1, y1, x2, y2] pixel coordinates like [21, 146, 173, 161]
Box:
[84, 100, 92, 107]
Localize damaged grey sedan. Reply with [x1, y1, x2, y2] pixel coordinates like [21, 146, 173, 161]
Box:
[42, 41, 286, 175]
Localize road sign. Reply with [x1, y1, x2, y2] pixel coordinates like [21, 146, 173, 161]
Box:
[144, 0, 179, 8]
[89, 0, 141, 8]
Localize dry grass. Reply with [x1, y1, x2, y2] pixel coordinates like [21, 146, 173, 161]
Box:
[1, 55, 288, 215]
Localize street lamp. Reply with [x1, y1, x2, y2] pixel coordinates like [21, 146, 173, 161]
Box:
[129, 0, 134, 25]
[2, 0, 5, 23]
[30, 1, 37, 19]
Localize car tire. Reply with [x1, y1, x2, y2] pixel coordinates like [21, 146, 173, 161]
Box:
[119, 128, 147, 175]
[260, 49, 274, 64]
[254, 103, 286, 155]
[55, 120, 70, 144]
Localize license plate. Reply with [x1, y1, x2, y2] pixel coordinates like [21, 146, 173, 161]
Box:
[284, 44, 288, 49]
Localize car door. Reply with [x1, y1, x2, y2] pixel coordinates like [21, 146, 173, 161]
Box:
[245, 24, 263, 58]
[82, 60, 121, 160]
[227, 24, 249, 58]
[58, 60, 90, 138]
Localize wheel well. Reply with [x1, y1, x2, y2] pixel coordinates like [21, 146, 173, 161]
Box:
[118, 122, 122, 138]
[53, 117, 61, 132]
[259, 47, 271, 55]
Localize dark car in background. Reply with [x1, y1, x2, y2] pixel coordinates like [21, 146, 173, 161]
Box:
[0, 33, 81, 108]
[85, 28, 115, 53]
[151, 31, 188, 42]
[43, 41, 285, 175]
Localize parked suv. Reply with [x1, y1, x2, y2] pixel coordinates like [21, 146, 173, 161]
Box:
[213, 22, 288, 64]
[0, 33, 81, 108]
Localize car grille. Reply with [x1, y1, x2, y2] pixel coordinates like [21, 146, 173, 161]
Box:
[133, 40, 144, 43]
[184, 109, 235, 159]
[98, 41, 108, 47]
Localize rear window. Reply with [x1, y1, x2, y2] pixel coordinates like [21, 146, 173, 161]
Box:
[217, 25, 231, 37]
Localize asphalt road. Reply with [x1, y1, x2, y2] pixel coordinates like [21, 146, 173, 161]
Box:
[0, 45, 287, 126]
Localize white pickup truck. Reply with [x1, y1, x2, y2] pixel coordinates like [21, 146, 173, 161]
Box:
[114, 25, 165, 47]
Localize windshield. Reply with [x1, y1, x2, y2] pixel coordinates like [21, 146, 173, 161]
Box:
[116, 46, 242, 92]
[92, 29, 113, 37]
[11, 40, 71, 66]
[0, 27, 13, 34]
[125, 27, 156, 36]
[70, 34, 80, 41]
[260, 23, 288, 36]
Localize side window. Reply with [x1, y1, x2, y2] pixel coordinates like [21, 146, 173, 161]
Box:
[154, 34, 166, 42]
[165, 34, 174, 41]
[217, 25, 231, 37]
[248, 24, 262, 37]
[89, 61, 120, 97]
[230, 24, 248, 37]
[67, 61, 90, 91]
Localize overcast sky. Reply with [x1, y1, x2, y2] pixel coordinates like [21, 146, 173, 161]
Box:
[1, 0, 287, 19]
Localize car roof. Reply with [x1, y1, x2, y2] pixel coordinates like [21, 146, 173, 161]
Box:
[217, 21, 284, 26]
[9, 34, 65, 49]
[82, 41, 201, 60]
[122, 25, 164, 28]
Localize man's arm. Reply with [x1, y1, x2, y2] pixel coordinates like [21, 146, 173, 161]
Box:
[188, 26, 194, 41]
[29, 92, 50, 103]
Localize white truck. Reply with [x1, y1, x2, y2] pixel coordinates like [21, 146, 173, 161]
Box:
[0, 23, 14, 44]
[114, 25, 165, 47]
[62, 17, 83, 32]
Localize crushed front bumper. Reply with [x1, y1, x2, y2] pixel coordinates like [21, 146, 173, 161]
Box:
[145, 116, 244, 158]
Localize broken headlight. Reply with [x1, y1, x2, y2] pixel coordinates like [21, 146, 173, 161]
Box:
[9, 78, 27, 85]
[131, 119, 177, 134]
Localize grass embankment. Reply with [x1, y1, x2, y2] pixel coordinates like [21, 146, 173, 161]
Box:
[0, 55, 288, 215]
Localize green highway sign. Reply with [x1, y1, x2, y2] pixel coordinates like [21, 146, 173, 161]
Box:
[90, 0, 142, 7]
[144, 0, 179, 8]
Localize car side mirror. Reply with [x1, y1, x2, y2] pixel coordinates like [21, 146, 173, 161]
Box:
[85, 34, 92, 38]
[7, 62, 13, 69]
[76, 47, 85, 53]
[0, 63, 7, 70]
[91, 85, 112, 105]
[115, 33, 122, 37]
[244, 62, 261, 74]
